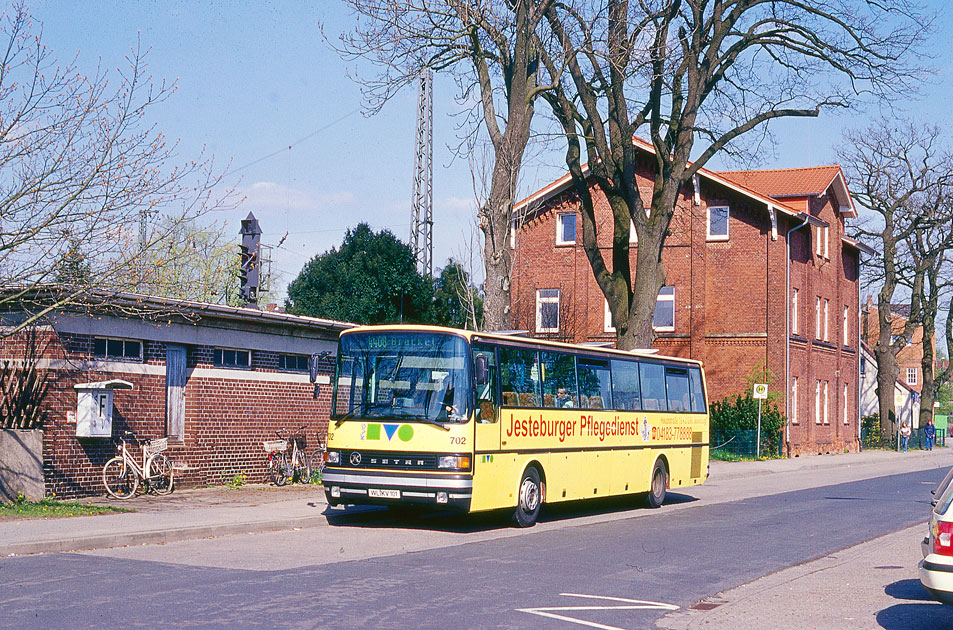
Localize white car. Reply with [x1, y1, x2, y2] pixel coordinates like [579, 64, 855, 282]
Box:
[920, 468, 953, 605]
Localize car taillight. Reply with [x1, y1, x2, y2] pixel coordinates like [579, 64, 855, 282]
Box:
[934, 521, 953, 556]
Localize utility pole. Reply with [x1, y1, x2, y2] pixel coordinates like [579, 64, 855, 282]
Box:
[410, 69, 433, 277]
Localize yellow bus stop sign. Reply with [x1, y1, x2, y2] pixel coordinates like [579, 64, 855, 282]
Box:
[753, 384, 769, 400]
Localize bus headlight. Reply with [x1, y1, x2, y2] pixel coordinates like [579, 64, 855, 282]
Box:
[327, 451, 340, 464]
[437, 455, 471, 470]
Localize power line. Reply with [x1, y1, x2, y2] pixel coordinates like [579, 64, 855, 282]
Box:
[223, 108, 361, 178]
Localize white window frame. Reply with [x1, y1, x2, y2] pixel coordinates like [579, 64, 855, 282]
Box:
[791, 377, 799, 424]
[792, 289, 799, 335]
[536, 289, 560, 333]
[843, 382, 849, 425]
[907, 367, 918, 386]
[556, 213, 576, 245]
[815, 297, 821, 339]
[843, 305, 850, 346]
[815, 225, 829, 258]
[652, 286, 676, 332]
[815, 380, 821, 424]
[823, 380, 829, 425]
[823, 299, 830, 342]
[629, 219, 638, 244]
[707, 205, 730, 241]
[604, 300, 616, 333]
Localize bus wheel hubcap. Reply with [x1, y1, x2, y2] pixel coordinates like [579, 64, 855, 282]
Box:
[520, 479, 539, 512]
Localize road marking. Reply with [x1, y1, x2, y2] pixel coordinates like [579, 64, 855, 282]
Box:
[517, 592, 678, 630]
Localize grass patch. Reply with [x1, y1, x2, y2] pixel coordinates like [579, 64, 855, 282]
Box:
[711, 449, 785, 462]
[1, 493, 131, 519]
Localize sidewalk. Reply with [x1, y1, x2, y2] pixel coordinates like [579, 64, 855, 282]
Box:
[0, 447, 948, 558]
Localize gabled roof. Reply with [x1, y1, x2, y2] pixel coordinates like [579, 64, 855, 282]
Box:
[514, 137, 831, 227]
[716, 165, 856, 217]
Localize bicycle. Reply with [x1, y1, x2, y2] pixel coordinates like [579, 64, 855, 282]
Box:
[307, 437, 327, 485]
[102, 432, 174, 499]
[264, 426, 310, 486]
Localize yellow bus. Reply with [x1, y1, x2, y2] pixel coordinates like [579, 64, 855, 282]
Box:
[322, 325, 709, 526]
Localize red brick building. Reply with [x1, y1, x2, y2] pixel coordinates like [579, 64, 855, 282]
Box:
[1, 289, 351, 498]
[511, 142, 872, 455]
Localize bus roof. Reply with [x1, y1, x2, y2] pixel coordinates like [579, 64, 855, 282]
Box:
[339, 324, 704, 368]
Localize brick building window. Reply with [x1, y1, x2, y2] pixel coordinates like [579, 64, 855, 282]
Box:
[214, 348, 251, 369]
[791, 377, 799, 424]
[791, 289, 799, 335]
[94, 338, 142, 361]
[653, 286, 675, 332]
[815, 379, 821, 424]
[907, 367, 918, 386]
[823, 380, 829, 424]
[707, 205, 729, 241]
[843, 382, 850, 425]
[556, 213, 576, 245]
[629, 219, 637, 243]
[278, 353, 309, 372]
[815, 224, 829, 258]
[536, 289, 560, 333]
[604, 300, 616, 333]
[815, 297, 821, 339]
[843, 305, 850, 346]
[823, 299, 830, 341]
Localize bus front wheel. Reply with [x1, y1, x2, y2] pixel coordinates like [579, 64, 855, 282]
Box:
[646, 459, 667, 509]
[513, 467, 541, 527]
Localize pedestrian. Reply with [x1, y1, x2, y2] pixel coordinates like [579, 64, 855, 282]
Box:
[925, 418, 937, 451]
[900, 421, 911, 453]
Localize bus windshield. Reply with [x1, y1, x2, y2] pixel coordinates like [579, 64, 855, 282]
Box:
[332, 331, 470, 423]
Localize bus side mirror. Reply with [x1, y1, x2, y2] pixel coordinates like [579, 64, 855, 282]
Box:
[310, 351, 331, 384]
[474, 355, 489, 386]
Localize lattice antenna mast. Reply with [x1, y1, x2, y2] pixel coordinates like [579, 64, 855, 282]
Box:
[410, 69, 434, 277]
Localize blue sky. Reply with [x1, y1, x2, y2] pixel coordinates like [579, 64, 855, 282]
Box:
[27, 1, 953, 302]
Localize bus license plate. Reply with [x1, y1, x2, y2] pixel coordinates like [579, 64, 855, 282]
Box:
[368, 488, 400, 499]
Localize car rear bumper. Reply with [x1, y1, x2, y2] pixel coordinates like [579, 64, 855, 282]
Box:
[920, 557, 953, 605]
[322, 467, 472, 509]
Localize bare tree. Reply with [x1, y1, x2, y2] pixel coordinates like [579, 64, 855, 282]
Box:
[841, 121, 953, 436]
[535, 0, 927, 349]
[331, 0, 555, 330]
[0, 5, 233, 331]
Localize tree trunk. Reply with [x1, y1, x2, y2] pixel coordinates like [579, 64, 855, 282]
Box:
[617, 232, 666, 350]
[919, 308, 937, 428]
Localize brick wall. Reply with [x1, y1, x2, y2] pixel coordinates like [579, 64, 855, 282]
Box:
[512, 162, 862, 455]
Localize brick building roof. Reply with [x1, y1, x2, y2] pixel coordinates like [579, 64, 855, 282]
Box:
[715, 166, 842, 198]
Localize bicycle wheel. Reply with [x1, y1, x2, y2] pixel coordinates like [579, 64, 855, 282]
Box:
[147, 453, 174, 495]
[293, 449, 310, 484]
[103, 457, 139, 499]
[308, 448, 326, 485]
[268, 451, 289, 486]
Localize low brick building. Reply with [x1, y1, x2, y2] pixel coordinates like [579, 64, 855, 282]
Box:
[511, 140, 873, 455]
[1, 289, 351, 498]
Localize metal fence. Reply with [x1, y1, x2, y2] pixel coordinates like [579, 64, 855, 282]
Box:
[711, 429, 782, 460]
[860, 426, 946, 451]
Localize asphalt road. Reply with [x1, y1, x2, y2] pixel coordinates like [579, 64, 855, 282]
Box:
[0, 467, 944, 630]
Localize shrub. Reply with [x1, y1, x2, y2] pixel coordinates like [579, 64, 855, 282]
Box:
[710, 392, 785, 456]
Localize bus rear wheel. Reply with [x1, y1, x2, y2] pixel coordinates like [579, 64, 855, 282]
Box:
[513, 467, 541, 528]
[646, 459, 667, 509]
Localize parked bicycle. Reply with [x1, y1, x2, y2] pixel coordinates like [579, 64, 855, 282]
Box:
[308, 437, 327, 484]
[264, 426, 309, 486]
[102, 432, 174, 499]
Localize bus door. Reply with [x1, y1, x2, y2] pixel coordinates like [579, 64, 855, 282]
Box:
[472, 343, 500, 452]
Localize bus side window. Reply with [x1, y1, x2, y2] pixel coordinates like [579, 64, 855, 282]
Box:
[540, 351, 578, 408]
[500, 346, 540, 407]
[665, 367, 690, 412]
[578, 358, 612, 410]
[639, 362, 668, 412]
[472, 344, 499, 423]
[610, 359, 641, 411]
[688, 367, 707, 413]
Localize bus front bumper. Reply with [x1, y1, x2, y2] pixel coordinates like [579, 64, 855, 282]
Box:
[322, 468, 472, 510]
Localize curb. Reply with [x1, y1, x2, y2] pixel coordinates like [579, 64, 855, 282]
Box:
[0, 514, 330, 557]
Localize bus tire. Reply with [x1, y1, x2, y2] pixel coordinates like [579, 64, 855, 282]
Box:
[646, 459, 667, 509]
[513, 466, 542, 527]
